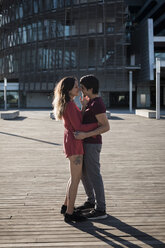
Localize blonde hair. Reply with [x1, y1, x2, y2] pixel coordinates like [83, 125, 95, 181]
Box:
[52, 77, 76, 120]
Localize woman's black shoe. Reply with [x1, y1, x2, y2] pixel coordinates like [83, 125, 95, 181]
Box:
[64, 211, 87, 223]
[61, 205, 77, 215]
[61, 205, 67, 214]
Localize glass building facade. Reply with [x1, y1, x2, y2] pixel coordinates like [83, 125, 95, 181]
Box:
[0, 0, 128, 108]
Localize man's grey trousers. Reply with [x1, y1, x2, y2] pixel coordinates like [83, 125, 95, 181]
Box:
[81, 143, 106, 211]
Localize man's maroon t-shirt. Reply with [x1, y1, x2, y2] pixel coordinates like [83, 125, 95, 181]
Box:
[82, 97, 106, 144]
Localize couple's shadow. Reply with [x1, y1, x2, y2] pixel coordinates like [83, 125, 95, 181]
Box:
[69, 215, 165, 248]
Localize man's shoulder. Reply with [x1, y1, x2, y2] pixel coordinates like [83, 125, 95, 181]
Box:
[93, 97, 105, 108]
[90, 97, 106, 114]
[91, 97, 104, 105]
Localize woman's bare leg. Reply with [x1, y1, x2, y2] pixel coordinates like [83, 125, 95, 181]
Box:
[63, 178, 71, 206]
[66, 155, 83, 215]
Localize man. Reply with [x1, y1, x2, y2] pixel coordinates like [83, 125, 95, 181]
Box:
[74, 75, 110, 220]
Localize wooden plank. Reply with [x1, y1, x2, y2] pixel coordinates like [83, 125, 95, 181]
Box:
[0, 110, 165, 247]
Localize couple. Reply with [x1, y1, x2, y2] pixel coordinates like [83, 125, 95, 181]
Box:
[53, 75, 110, 223]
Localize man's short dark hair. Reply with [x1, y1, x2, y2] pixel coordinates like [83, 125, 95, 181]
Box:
[80, 75, 99, 94]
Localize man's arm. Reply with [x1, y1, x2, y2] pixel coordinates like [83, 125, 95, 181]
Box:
[74, 113, 110, 140]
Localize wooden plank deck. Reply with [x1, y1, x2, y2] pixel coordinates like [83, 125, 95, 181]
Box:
[0, 110, 165, 248]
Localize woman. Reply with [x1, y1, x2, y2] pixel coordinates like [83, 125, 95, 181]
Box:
[53, 76, 97, 223]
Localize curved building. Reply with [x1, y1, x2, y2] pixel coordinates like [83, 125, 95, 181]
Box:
[0, 0, 128, 108]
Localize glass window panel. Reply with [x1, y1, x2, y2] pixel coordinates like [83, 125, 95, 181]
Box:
[16, 5, 19, 19]
[105, 3, 115, 20]
[58, 0, 64, 8]
[80, 39, 87, 69]
[116, 36, 124, 66]
[38, 22, 43, 40]
[72, 10, 79, 36]
[8, 54, 14, 73]
[7, 14, 10, 24]
[65, 10, 71, 37]
[56, 47, 63, 69]
[1, 15, 4, 25]
[14, 31, 17, 46]
[7, 92, 19, 108]
[32, 23, 37, 41]
[18, 27, 22, 44]
[27, 24, 32, 42]
[50, 20, 56, 38]
[19, 4, 23, 18]
[116, 3, 124, 28]
[25, 49, 31, 72]
[34, 0, 38, 13]
[44, 0, 51, 10]
[52, 0, 58, 9]
[0, 92, 4, 108]
[38, 48, 43, 70]
[38, 0, 43, 12]
[43, 20, 50, 39]
[8, 33, 12, 47]
[88, 39, 96, 68]
[49, 48, 56, 70]
[11, 4, 15, 22]
[97, 22, 103, 33]
[104, 38, 115, 66]
[80, 10, 87, 35]
[97, 39, 104, 67]
[71, 50, 76, 68]
[57, 22, 64, 37]
[65, 26, 70, 36]
[73, 0, 79, 4]
[27, 0, 32, 15]
[21, 50, 25, 72]
[88, 7, 96, 34]
[64, 49, 70, 69]
[22, 26, 27, 43]
[0, 58, 4, 74]
[70, 40, 77, 68]
[106, 23, 114, 33]
[30, 49, 36, 71]
[66, 0, 71, 7]
[11, 33, 14, 46]
[43, 48, 49, 70]
[80, 0, 87, 3]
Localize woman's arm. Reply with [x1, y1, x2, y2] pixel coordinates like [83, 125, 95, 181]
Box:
[80, 96, 89, 116]
[67, 102, 98, 132]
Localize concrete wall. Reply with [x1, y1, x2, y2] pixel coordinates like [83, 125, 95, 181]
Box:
[26, 93, 52, 108]
[100, 92, 109, 108]
[137, 86, 150, 108]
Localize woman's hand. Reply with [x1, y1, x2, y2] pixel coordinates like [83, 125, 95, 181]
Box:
[80, 96, 89, 109]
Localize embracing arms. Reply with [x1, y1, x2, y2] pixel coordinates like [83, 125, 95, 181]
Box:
[74, 112, 110, 140]
[66, 102, 98, 132]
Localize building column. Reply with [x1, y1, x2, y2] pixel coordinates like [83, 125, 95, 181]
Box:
[4, 77, 7, 110]
[156, 58, 160, 120]
[129, 71, 133, 112]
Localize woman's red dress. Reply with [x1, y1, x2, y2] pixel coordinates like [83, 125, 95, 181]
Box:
[62, 101, 97, 158]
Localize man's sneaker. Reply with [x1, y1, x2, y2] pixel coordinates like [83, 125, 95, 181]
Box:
[85, 209, 108, 220]
[60, 205, 67, 214]
[76, 201, 95, 211]
[64, 211, 87, 223]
